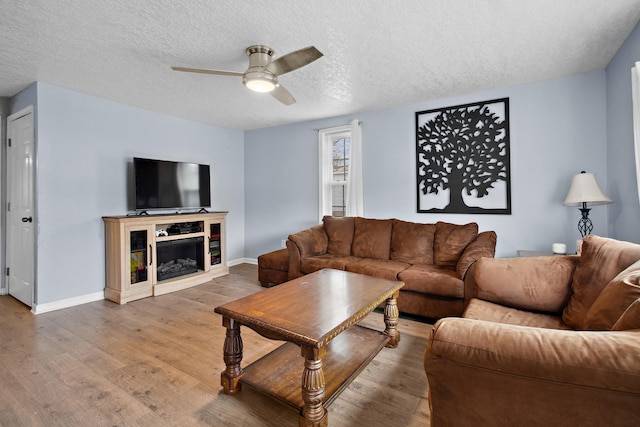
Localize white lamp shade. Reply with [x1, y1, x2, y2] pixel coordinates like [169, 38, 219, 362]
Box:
[563, 172, 612, 206]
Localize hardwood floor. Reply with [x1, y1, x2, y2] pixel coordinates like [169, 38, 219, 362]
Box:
[0, 264, 432, 426]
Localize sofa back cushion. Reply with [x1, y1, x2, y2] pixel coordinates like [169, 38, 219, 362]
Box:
[562, 235, 640, 329]
[472, 255, 578, 314]
[351, 217, 393, 260]
[390, 219, 436, 265]
[323, 216, 355, 256]
[434, 222, 478, 268]
[583, 259, 640, 330]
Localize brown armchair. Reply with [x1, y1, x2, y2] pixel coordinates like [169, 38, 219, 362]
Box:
[424, 235, 640, 427]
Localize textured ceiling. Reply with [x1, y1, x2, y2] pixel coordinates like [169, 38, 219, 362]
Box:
[1, 0, 639, 131]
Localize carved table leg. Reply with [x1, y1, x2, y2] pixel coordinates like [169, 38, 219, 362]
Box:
[220, 317, 244, 394]
[383, 290, 401, 348]
[299, 346, 328, 427]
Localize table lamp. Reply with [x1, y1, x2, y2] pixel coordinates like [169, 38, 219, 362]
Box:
[563, 171, 612, 237]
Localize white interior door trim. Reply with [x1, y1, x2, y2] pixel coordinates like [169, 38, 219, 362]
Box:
[6, 105, 36, 310]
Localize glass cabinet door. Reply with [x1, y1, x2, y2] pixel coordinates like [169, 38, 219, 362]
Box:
[209, 223, 222, 266]
[129, 228, 150, 285]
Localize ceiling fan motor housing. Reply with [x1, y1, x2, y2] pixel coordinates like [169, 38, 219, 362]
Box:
[246, 45, 275, 60]
[243, 45, 278, 92]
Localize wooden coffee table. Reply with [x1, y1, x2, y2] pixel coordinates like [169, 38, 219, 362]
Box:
[214, 268, 404, 426]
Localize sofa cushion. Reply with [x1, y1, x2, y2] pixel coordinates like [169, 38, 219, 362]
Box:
[612, 299, 640, 331]
[463, 298, 570, 330]
[434, 222, 478, 268]
[473, 256, 577, 314]
[562, 235, 640, 329]
[346, 258, 410, 281]
[300, 255, 360, 274]
[323, 216, 355, 256]
[398, 264, 463, 298]
[257, 248, 289, 271]
[390, 219, 435, 265]
[583, 260, 640, 330]
[351, 217, 393, 260]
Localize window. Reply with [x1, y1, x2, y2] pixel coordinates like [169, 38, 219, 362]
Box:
[318, 121, 362, 220]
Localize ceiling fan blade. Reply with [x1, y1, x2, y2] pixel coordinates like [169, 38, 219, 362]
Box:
[271, 85, 296, 105]
[266, 46, 323, 76]
[171, 66, 244, 77]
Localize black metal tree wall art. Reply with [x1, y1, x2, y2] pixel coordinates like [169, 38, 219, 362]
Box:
[415, 98, 511, 214]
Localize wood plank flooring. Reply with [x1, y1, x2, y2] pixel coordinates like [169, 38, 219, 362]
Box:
[0, 264, 432, 426]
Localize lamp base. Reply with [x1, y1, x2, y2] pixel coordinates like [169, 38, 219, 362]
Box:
[577, 206, 593, 238]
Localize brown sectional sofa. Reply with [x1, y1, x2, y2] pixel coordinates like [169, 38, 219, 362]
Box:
[424, 235, 640, 426]
[286, 216, 497, 319]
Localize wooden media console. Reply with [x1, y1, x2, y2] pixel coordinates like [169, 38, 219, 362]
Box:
[103, 212, 228, 304]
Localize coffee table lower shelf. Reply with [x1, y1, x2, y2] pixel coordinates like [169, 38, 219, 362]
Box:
[240, 325, 390, 410]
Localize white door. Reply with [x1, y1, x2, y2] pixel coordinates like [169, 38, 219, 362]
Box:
[6, 107, 35, 307]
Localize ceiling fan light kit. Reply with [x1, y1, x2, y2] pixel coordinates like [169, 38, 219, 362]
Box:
[171, 44, 323, 105]
[243, 71, 277, 93]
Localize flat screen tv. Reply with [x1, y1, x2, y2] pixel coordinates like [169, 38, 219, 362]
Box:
[134, 157, 211, 211]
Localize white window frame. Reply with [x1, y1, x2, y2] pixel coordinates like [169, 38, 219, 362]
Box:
[318, 125, 352, 221]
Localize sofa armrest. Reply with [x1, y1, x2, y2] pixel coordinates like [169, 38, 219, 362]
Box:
[286, 224, 328, 279]
[424, 318, 640, 426]
[456, 230, 497, 280]
[469, 255, 580, 314]
[462, 262, 479, 307]
[286, 240, 302, 280]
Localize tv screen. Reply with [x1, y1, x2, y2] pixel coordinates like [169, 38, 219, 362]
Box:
[134, 157, 211, 211]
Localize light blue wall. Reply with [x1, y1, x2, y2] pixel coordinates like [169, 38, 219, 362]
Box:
[9, 83, 37, 115]
[245, 71, 608, 259]
[606, 20, 640, 244]
[0, 97, 9, 116]
[244, 116, 355, 256]
[33, 83, 244, 305]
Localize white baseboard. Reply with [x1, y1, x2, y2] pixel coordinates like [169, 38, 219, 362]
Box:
[228, 257, 258, 266]
[32, 291, 105, 315]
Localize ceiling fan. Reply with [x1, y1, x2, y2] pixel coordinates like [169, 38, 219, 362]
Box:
[171, 45, 323, 105]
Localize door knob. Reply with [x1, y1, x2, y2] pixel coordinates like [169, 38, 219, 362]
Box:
[21, 217, 32, 223]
